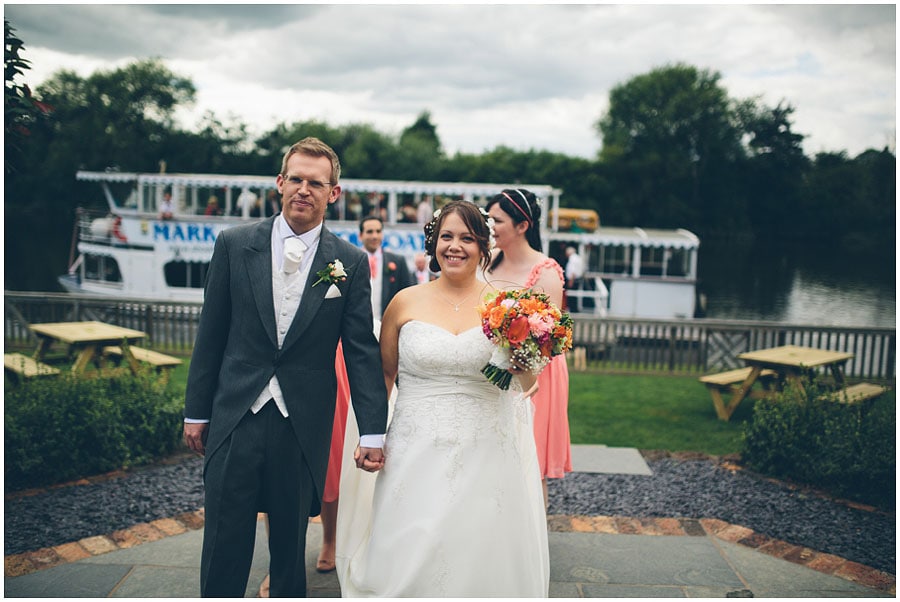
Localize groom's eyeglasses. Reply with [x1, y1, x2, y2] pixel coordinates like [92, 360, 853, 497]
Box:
[282, 175, 333, 192]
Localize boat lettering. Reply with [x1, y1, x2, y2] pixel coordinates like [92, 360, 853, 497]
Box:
[153, 223, 217, 243]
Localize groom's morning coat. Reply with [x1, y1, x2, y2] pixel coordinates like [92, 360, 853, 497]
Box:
[184, 215, 388, 511]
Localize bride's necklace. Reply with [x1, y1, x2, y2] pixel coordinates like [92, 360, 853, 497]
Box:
[435, 286, 478, 312]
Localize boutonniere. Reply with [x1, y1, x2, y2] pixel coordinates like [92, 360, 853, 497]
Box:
[313, 259, 348, 287]
[387, 261, 397, 272]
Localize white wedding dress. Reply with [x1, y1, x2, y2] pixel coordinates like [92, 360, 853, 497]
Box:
[336, 320, 550, 597]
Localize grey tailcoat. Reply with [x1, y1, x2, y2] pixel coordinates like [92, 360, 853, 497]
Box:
[184, 215, 388, 512]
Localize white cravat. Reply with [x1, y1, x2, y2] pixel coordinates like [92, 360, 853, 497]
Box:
[283, 237, 307, 273]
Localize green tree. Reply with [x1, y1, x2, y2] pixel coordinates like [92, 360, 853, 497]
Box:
[4, 19, 51, 174]
[396, 110, 444, 180]
[596, 63, 744, 232]
[735, 99, 809, 237]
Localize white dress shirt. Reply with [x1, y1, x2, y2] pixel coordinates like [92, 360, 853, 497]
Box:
[368, 249, 384, 319]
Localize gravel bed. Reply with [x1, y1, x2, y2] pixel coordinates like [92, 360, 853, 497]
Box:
[5, 453, 895, 575]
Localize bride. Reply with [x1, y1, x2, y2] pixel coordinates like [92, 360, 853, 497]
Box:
[336, 201, 550, 597]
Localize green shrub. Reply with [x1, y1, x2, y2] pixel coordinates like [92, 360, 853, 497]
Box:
[5, 372, 184, 491]
[741, 377, 895, 509]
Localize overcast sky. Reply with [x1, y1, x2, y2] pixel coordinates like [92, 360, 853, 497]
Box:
[4, 3, 896, 160]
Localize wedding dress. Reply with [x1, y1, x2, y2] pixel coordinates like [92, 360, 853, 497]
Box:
[336, 320, 550, 597]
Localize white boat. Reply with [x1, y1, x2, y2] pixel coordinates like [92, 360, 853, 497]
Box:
[61, 170, 699, 319]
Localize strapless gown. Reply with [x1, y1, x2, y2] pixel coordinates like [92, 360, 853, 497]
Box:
[336, 320, 549, 597]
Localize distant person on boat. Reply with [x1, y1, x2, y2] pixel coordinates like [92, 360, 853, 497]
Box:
[158, 191, 174, 220]
[565, 246, 585, 313]
[413, 252, 432, 284]
[203, 195, 223, 216]
[183, 137, 388, 597]
[232, 188, 258, 217]
[416, 195, 433, 224]
[484, 188, 572, 508]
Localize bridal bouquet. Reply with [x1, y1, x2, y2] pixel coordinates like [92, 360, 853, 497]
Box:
[479, 289, 574, 390]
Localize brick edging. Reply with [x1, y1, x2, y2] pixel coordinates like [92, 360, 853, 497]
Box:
[547, 514, 895, 594]
[4, 510, 205, 579]
[5, 511, 895, 595]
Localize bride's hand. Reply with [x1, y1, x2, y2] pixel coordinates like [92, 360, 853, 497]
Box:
[508, 360, 537, 393]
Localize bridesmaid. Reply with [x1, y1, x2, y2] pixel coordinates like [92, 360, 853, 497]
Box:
[484, 189, 572, 505]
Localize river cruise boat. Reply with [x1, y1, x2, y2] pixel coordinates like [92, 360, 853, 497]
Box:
[62, 170, 699, 319]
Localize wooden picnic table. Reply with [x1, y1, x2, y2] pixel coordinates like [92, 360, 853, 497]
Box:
[738, 344, 853, 387]
[700, 344, 854, 421]
[29, 321, 147, 374]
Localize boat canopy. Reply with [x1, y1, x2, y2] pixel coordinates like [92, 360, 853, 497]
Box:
[564, 227, 699, 249]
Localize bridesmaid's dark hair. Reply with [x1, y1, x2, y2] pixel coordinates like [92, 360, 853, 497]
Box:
[486, 188, 543, 272]
[423, 201, 492, 273]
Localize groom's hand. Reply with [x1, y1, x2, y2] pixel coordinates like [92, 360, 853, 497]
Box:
[183, 423, 208, 456]
[355, 446, 385, 472]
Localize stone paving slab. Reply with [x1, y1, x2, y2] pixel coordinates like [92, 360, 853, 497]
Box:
[571, 444, 653, 475]
[4, 447, 894, 598]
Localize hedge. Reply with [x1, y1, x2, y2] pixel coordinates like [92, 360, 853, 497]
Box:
[741, 377, 895, 510]
[5, 371, 184, 491]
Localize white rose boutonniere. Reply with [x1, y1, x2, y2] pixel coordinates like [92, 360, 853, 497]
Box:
[313, 259, 348, 287]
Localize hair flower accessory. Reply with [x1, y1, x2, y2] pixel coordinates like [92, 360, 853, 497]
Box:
[479, 206, 497, 250]
[313, 259, 348, 287]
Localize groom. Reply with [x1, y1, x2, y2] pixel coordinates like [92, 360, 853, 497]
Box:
[183, 137, 388, 597]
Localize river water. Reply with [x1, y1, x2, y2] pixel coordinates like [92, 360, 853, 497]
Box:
[697, 239, 895, 329]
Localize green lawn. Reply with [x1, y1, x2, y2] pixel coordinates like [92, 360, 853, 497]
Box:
[568, 371, 752, 456]
[167, 360, 749, 456]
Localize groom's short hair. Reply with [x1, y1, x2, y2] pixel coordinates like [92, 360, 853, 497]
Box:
[281, 137, 341, 184]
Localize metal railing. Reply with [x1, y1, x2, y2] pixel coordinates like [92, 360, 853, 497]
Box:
[5, 291, 896, 381]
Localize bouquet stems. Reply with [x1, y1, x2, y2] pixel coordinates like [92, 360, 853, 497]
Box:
[482, 363, 513, 390]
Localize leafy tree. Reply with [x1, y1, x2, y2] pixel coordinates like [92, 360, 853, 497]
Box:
[4, 19, 51, 174]
[734, 99, 809, 237]
[396, 110, 444, 180]
[596, 63, 744, 232]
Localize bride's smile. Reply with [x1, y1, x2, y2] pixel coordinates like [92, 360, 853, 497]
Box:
[437, 214, 479, 270]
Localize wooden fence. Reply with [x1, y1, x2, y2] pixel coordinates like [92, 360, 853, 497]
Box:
[5, 291, 896, 381]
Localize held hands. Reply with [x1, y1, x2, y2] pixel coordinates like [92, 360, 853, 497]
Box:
[354, 445, 385, 472]
[183, 423, 208, 456]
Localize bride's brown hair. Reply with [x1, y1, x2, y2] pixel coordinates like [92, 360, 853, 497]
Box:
[423, 201, 492, 273]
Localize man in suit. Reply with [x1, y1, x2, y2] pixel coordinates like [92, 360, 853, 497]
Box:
[359, 216, 415, 319]
[183, 137, 388, 597]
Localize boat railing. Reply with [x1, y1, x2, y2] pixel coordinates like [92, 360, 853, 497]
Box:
[5, 291, 895, 380]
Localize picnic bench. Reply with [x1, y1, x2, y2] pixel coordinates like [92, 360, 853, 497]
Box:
[103, 345, 182, 382]
[823, 382, 888, 404]
[4, 352, 61, 382]
[699, 366, 778, 421]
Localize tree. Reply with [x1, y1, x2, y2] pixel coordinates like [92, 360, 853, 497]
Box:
[734, 99, 809, 236]
[396, 110, 443, 180]
[4, 19, 51, 174]
[596, 63, 744, 232]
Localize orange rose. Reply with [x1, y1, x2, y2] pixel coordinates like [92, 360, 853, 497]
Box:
[507, 315, 530, 345]
[488, 306, 507, 329]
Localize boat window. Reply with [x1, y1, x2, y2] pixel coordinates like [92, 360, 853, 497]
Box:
[599, 245, 630, 274]
[84, 254, 122, 283]
[164, 260, 209, 288]
[639, 247, 665, 276]
[666, 248, 690, 277]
